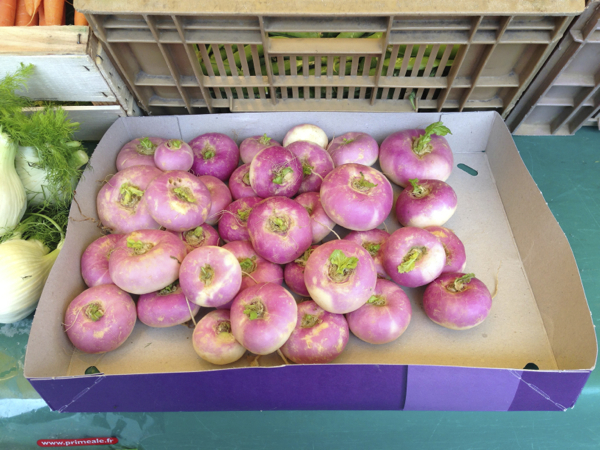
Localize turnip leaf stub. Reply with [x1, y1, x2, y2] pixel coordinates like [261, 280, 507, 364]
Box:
[273, 166, 294, 185]
[329, 250, 359, 275]
[398, 247, 425, 273]
[448, 273, 475, 292]
[413, 121, 452, 155]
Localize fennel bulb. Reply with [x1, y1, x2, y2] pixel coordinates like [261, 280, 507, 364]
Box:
[0, 130, 27, 237]
[0, 237, 62, 323]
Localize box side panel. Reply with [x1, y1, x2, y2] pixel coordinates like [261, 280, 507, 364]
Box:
[29, 365, 408, 413]
[485, 114, 597, 370]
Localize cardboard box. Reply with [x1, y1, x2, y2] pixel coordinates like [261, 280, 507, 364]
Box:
[23, 112, 597, 412]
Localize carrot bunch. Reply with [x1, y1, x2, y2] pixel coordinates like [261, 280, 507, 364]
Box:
[0, 0, 88, 26]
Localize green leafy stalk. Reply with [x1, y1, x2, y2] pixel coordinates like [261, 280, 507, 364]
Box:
[120, 183, 144, 207]
[363, 243, 381, 257]
[273, 167, 294, 185]
[367, 295, 386, 306]
[259, 134, 272, 145]
[202, 145, 215, 160]
[397, 247, 424, 273]
[137, 137, 156, 155]
[167, 139, 182, 150]
[408, 91, 417, 111]
[448, 273, 475, 292]
[239, 256, 257, 273]
[294, 247, 315, 267]
[302, 161, 313, 176]
[413, 121, 452, 155]
[352, 172, 377, 192]
[329, 249, 359, 275]
[238, 208, 252, 222]
[409, 179, 428, 197]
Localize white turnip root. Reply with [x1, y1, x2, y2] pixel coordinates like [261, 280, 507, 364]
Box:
[424, 226, 467, 273]
[343, 229, 390, 279]
[395, 179, 457, 228]
[283, 245, 318, 296]
[218, 196, 262, 243]
[222, 240, 284, 291]
[283, 124, 328, 149]
[172, 224, 220, 254]
[294, 192, 335, 244]
[249, 146, 303, 198]
[193, 309, 246, 365]
[286, 140, 334, 194]
[154, 139, 194, 172]
[229, 164, 257, 200]
[189, 133, 239, 181]
[197, 175, 233, 225]
[327, 132, 378, 167]
[81, 234, 123, 288]
[137, 280, 200, 328]
[116, 137, 165, 171]
[240, 134, 281, 164]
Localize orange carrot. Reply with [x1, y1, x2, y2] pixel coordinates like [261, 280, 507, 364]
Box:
[74, 10, 87, 26]
[37, 0, 44, 24]
[43, 0, 62, 25]
[0, 0, 18, 26]
[15, 0, 37, 25]
[24, 0, 32, 14]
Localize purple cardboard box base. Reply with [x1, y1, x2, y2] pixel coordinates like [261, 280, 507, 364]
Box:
[29, 365, 590, 413]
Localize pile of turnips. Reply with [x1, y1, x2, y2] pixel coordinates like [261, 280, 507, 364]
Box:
[63, 121, 493, 365]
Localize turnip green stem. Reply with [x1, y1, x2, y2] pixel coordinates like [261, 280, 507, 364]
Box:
[167, 139, 183, 150]
[301, 314, 322, 328]
[273, 166, 294, 185]
[258, 134, 272, 145]
[244, 299, 265, 320]
[159, 281, 179, 295]
[173, 186, 196, 203]
[412, 121, 451, 156]
[367, 295, 386, 306]
[119, 183, 144, 208]
[239, 256, 257, 273]
[294, 247, 315, 267]
[302, 160, 313, 176]
[409, 178, 429, 197]
[84, 302, 104, 321]
[200, 265, 214, 286]
[448, 273, 475, 292]
[269, 215, 289, 233]
[184, 227, 204, 246]
[351, 172, 377, 192]
[242, 172, 251, 185]
[137, 137, 156, 155]
[127, 238, 154, 255]
[238, 208, 251, 222]
[363, 242, 381, 257]
[202, 144, 216, 160]
[329, 250, 359, 275]
[342, 138, 355, 145]
[216, 320, 232, 334]
[398, 247, 425, 273]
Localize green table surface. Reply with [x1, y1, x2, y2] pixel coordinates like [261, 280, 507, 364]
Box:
[1, 128, 599, 450]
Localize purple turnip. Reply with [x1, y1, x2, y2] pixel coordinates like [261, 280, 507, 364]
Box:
[240, 134, 281, 164]
[230, 283, 297, 355]
[154, 139, 194, 172]
[304, 240, 377, 314]
[172, 224, 220, 254]
[395, 179, 457, 228]
[229, 164, 257, 200]
[286, 140, 334, 194]
[222, 240, 284, 290]
[64, 284, 136, 354]
[280, 300, 349, 364]
[179, 246, 242, 307]
[193, 309, 246, 365]
[249, 146, 302, 198]
[283, 124, 328, 149]
[97, 165, 162, 234]
[197, 175, 233, 225]
[343, 229, 390, 279]
[327, 132, 378, 167]
[379, 121, 453, 187]
[423, 273, 492, 330]
[109, 229, 187, 295]
[81, 234, 123, 288]
[137, 280, 200, 328]
[283, 245, 318, 296]
[218, 196, 262, 243]
[320, 163, 393, 231]
[144, 170, 212, 232]
[247, 197, 312, 264]
[382, 227, 446, 288]
[116, 137, 165, 171]
[346, 279, 412, 344]
[424, 226, 466, 273]
[294, 192, 335, 243]
[189, 133, 239, 181]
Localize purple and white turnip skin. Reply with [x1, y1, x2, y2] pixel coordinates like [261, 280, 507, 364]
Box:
[294, 192, 334, 243]
[395, 179, 457, 228]
[283, 245, 318, 296]
[423, 272, 492, 330]
[286, 140, 334, 194]
[172, 224, 220, 254]
[229, 164, 257, 200]
[197, 175, 233, 225]
[247, 196, 312, 264]
[382, 227, 446, 288]
[327, 132, 379, 167]
[64, 284, 136, 354]
[240, 134, 281, 164]
[424, 226, 467, 273]
[343, 229, 390, 279]
[283, 123, 329, 149]
[218, 196, 262, 243]
[193, 309, 246, 365]
[222, 240, 284, 291]
[304, 240, 377, 314]
[115, 137, 165, 171]
[81, 234, 123, 287]
[319, 163, 393, 231]
[346, 279, 412, 344]
[230, 283, 297, 355]
[280, 300, 349, 364]
[154, 139, 194, 172]
[249, 146, 303, 198]
[179, 246, 242, 307]
[109, 229, 187, 295]
[379, 122, 453, 187]
[144, 170, 212, 232]
[137, 280, 200, 328]
[189, 133, 239, 181]
[97, 165, 162, 234]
